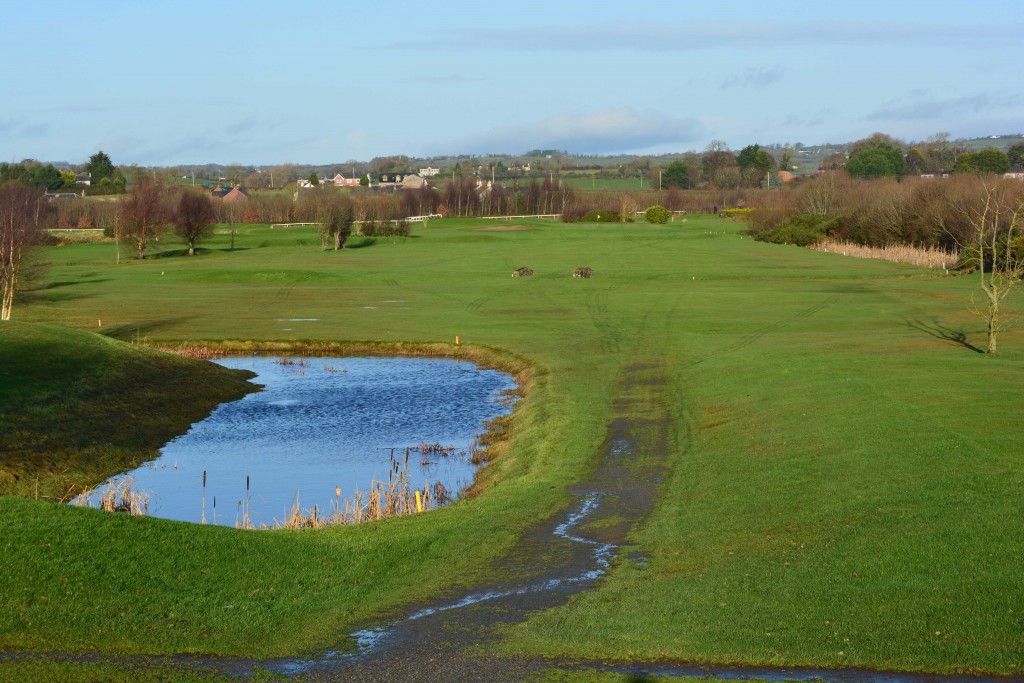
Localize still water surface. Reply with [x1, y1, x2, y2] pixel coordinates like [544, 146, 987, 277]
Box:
[101, 357, 516, 526]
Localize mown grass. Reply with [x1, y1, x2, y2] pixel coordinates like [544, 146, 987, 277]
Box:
[2, 215, 1022, 673]
[528, 672, 768, 683]
[0, 659, 231, 683]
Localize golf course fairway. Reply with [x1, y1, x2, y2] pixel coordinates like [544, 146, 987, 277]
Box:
[1, 216, 1021, 678]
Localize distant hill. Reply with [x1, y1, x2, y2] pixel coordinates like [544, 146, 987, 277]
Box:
[27, 134, 1019, 183]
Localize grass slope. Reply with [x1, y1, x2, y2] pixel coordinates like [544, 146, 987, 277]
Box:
[1, 217, 1022, 674]
[0, 321, 256, 499]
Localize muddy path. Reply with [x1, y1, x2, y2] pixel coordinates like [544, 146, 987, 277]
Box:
[249, 359, 675, 681]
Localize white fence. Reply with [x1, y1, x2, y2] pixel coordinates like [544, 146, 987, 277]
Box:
[479, 214, 561, 220]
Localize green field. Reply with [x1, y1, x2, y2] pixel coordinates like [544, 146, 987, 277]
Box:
[497, 175, 659, 192]
[1, 216, 1022, 677]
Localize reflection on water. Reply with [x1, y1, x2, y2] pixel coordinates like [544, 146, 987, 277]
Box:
[96, 357, 516, 526]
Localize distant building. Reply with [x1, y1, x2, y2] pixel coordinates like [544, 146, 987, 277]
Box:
[330, 173, 362, 187]
[222, 186, 250, 202]
[377, 173, 427, 190]
[211, 185, 250, 201]
[418, 166, 440, 177]
[75, 173, 91, 186]
[402, 174, 427, 189]
[44, 192, 82, 202]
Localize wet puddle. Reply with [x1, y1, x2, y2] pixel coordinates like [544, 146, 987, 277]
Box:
[76, 357, 515, 526]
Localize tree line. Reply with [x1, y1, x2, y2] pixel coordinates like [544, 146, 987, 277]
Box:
[1, 151, 127, 196]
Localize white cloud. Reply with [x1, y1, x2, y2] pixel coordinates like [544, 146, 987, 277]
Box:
[866, 92, 1021, 121]
[444, 108, 704, 155]
[722, 66, 784, 89]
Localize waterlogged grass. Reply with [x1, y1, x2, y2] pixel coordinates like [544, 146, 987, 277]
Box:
[3, 216, 1023, 673]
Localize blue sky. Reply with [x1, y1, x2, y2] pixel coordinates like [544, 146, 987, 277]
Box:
[3, 1, 1021, 166]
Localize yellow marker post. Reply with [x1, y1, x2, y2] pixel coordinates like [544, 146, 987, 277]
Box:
[455, 335, 461, 346]
[415, 490, 423, 513]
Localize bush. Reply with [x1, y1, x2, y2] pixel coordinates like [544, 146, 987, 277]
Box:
[723, 207, 753, 218]
[581, 209, 622, 223]
[368, 220, 410, 237]
[753, 214, 838, 246]
[645, 205, 671, 224]
[561, 206, 590, 223]
[957, 235, 1024, 273]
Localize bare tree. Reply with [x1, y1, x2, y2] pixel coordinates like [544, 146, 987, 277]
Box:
[0, 182, 46, 320]
[317, 194, 355, 251]
[118, 172, 167, 259]
[796, 172, 845, 216]
[173, 189, 217, 256]
[618, 194, 640, 223]
[218, 198, 242, 251]
[956, 181, 1024, 353]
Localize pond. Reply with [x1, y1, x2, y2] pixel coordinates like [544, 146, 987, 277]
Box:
[85, 356, 516, 527]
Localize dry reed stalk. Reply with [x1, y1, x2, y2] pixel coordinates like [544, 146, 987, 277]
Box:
[72, 478, 150, 516]
[811, 239, 958, 270]
[270, 453, 445, 529]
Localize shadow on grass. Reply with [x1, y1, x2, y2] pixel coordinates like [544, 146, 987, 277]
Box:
[42, 278, 112, 289]
[21, 290, 90, 304]
[347, 238, 377, 249]
[98, 318, 190, 341]
[906, 318, 984, 353]
[149, 248, 203, 259]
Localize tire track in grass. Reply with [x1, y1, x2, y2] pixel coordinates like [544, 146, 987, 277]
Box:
[687, 293, 841, 367]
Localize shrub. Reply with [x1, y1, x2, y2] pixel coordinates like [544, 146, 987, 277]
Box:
[581, 209, 622, 223]
[645, 205, 671, 224]
[368, 220, 410, 237]
[723, 207, 753, 218]
[753, 214, 838, 246]
[957, 235, 1024, 273]
[952, 148, 1011, 175]
[561, 206, 590, 223]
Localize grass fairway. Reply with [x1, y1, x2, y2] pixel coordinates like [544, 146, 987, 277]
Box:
[2, 216, 1022, 675]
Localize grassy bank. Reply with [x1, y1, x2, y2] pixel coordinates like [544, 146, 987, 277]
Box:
[0, 321, 256, 500]
[2, 216, 1022, 674]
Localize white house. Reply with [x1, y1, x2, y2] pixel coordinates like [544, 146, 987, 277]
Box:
[418, 166, 440, 177]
